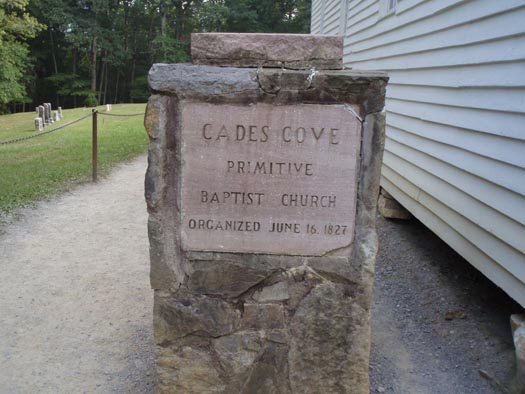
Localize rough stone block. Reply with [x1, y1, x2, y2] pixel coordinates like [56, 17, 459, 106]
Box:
[187, 260, 273, 298]
[241, 303, 285, 330]
[378, 193, 412, 220]
[213, 331, 262, 374]
[153, 290, 240, 343]
[289, 282, 370, 394]
[252, 282, 290, 302]
[512, 314, 525, 394]
[156, 345, 225, 394]
[191, 33, 343, 69]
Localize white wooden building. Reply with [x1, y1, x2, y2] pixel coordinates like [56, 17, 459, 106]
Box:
[311, 0, 525, 307]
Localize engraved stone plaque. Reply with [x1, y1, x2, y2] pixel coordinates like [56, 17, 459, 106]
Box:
[180, 102, 362, 256]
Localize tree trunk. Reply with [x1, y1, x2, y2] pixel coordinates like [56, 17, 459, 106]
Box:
[174, 0, 191, 41]
[160, 1, 168, 36]
[49, 29, 59, 106]
[174, 1, 183, 40]
[114, 71, 120, 104]
[91, 34, 98, 94]
[103, 65, 109, 105]
[130, 58, 136, 103]
[98, 55, 106, 104]
[73, 49, 77, 108]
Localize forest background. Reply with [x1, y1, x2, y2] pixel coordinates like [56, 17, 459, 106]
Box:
[0, 0, 311, 114]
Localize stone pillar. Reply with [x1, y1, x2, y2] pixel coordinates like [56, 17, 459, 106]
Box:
[34, 117, 43, 131]
[145, 33, 388, 394]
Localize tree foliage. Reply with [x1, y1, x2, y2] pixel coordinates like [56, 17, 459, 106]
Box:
[1, 0, 311, 112]
[0, 0, 44, 110]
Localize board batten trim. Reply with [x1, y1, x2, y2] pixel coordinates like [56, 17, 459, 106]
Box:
[381, 164, 525, 284]
[380, 176, 525, 308]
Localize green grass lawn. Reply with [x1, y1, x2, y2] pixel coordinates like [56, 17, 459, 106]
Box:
[0, 104, 148, 213]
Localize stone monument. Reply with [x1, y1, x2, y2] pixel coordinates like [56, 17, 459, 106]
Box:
[38, 106, 45, 126]
[145, 33, 388, 394]
[46, 103, 53, 124]
[34, 117, 43, 131]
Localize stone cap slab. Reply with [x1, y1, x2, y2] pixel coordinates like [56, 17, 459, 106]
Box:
[191, 33, 343, 69]
[148, 63, 388, 115]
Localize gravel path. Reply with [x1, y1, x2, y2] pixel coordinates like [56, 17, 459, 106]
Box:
[0, 155, 154, 394]
[371, 216, 522, 394]
[0, 155, 522, 394]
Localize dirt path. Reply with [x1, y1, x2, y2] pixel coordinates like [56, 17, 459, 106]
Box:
[0, 155, 521, 394]
[0, 155, 154, 394]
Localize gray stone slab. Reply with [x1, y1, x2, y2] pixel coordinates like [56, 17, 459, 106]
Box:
[191, 33, 343, 69]
[148, 63, 388, 115]
[180, 102, 361, 256]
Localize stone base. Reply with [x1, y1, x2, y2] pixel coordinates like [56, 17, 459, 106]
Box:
[377, 188, 411, 220]
[511, 315, 525, 394]
[153, 263, 372, 394]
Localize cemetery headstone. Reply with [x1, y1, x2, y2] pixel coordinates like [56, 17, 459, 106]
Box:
[43, 103, 49, 124]
[38, 106, 46, 126]
[53, 110, 59, 122]
[58, 107, 63, 118]
[34, 117, 43, 131]
[145, 33, 388, 394]
[46, 103, 53, 123]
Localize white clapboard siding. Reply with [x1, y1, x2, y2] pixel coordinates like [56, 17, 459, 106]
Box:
[311, 0, 324, 33]
[312, 0, 525, 307]
[324, 2, 341, 34]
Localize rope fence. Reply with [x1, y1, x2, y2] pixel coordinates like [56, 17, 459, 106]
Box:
[0, 110, 145, 146]
[98, 112, 145, 117]
[1, 108, 145, 182]
[0, 113, 93, 146]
